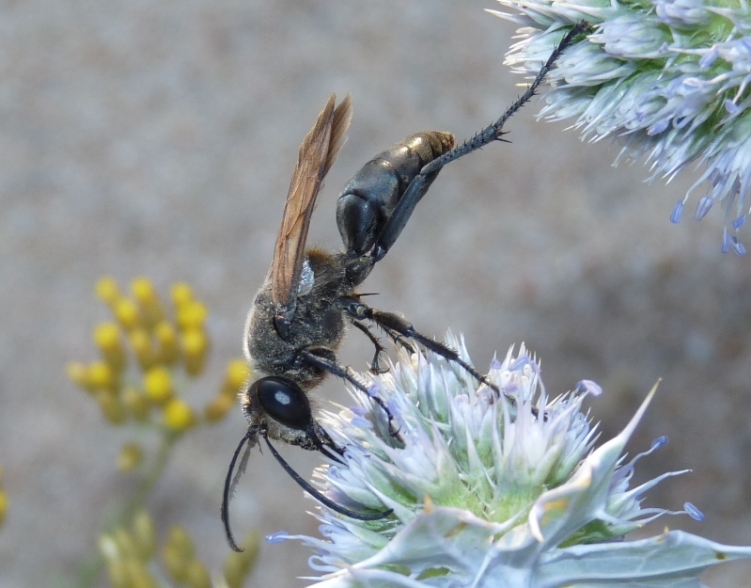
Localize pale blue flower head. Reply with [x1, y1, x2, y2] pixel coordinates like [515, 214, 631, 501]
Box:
[489, 0, 751, 254]
[271, 336, 751, 587]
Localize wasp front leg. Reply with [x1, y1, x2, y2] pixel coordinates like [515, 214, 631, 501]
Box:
[298, 348, 403, 442]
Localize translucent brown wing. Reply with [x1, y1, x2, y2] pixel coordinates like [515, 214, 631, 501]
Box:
[270, 93, 353, 314]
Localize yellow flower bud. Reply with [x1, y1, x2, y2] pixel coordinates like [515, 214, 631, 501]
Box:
[163, 525, 194, 582]
[167, 525, 195, 558]
[105, 560, 128, 588]
[123, 386, 149, 421]
[88, 361, 118, 392]
[131, 277, 165, 328]
[163, 399, 195, 431]
[176, 301, 208, 331]
[223, 530, 260, 588]
[129, 329, 156, 371]
[225, 359, 251, 391]
[223, 553, 245, 588]
[162, 543, 188, 583]
[95, 276, 121, 305]
[94, 322, 126, 372]
[131, 276, 156, 303]
[113, 527, 139, 559]
[204, 393, 235, 423]
[181, 329, 209, 376]
[131, 509, 157, 561]
[66, 361, 94, 392]
[185, 559, 211, 588]
[124, 557, 158, 588]
[153, 321, 179, 365]
[143, 367, 173, 404]
[117, 443, 143, 473]
[0, 490, 8, 527]
[97, 392, 127, 425]
[94, 322, 123, 352]
[239, 529, 260, 566]
[170, 282, 193, 308]
[113, 298, 141, 331]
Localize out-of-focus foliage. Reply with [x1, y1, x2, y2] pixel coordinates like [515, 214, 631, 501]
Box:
[0, 464, 6, 528]
[99, 510, 259, 588]
[68, 277, 257, 587]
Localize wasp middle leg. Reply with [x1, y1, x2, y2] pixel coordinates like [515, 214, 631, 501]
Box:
[343, 298, 503, 399]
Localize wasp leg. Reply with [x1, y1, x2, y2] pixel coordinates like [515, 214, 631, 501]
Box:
[388, 333, 417, 354]
[375, 323, 417, 354]
[262, 427, 393, 522]
[343, 299, 507, 399]
[306, 423, 347, 463]
[370, 21, 590, 262]
[351, 320, 389, 373]
[354, 317, 416, 358]
[299, 349, 403, 442]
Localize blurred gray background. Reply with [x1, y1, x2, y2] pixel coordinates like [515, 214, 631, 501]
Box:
[2, 0, 751, 586]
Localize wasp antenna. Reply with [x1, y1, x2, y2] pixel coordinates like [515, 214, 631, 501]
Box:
[222, 431, 252, 552]
[262, 429, 393, 521]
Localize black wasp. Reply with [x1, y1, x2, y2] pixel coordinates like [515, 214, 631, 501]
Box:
[222, 23, 589, 551]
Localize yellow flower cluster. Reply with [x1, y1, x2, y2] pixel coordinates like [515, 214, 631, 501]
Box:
[205, 359, 250, 424]
[0, 465, 6, 528]
[67, 277, 250, 470]
[99, 510, 158, 588]
[69, 276, 260, 585]
[67, 277, 249, 431]
[100, 511, 258, 588]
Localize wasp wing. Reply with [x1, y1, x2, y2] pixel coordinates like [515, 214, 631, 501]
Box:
[270, 94, 353, 318]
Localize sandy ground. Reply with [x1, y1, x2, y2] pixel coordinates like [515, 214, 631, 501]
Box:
[2, 0, 751, 586]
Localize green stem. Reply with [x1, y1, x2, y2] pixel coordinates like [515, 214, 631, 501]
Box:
[121, 429, 180, 523]
[73, 427, 181, 588]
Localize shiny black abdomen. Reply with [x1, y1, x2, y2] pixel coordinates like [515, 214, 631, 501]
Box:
[336, 131, 454, 256]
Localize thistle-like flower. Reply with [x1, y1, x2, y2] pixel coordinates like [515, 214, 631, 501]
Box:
[273, 336, 751, 587]
[489, 2, 751, 254]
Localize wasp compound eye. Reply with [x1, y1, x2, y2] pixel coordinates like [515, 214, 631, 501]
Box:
[252, 376, 312, 430]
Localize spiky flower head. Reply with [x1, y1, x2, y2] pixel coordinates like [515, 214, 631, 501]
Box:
[273, 336, 751, 587]
[489, 2, 751, 254]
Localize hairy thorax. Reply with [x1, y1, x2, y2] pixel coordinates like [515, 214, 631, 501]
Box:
[244, 248, 352, 390]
